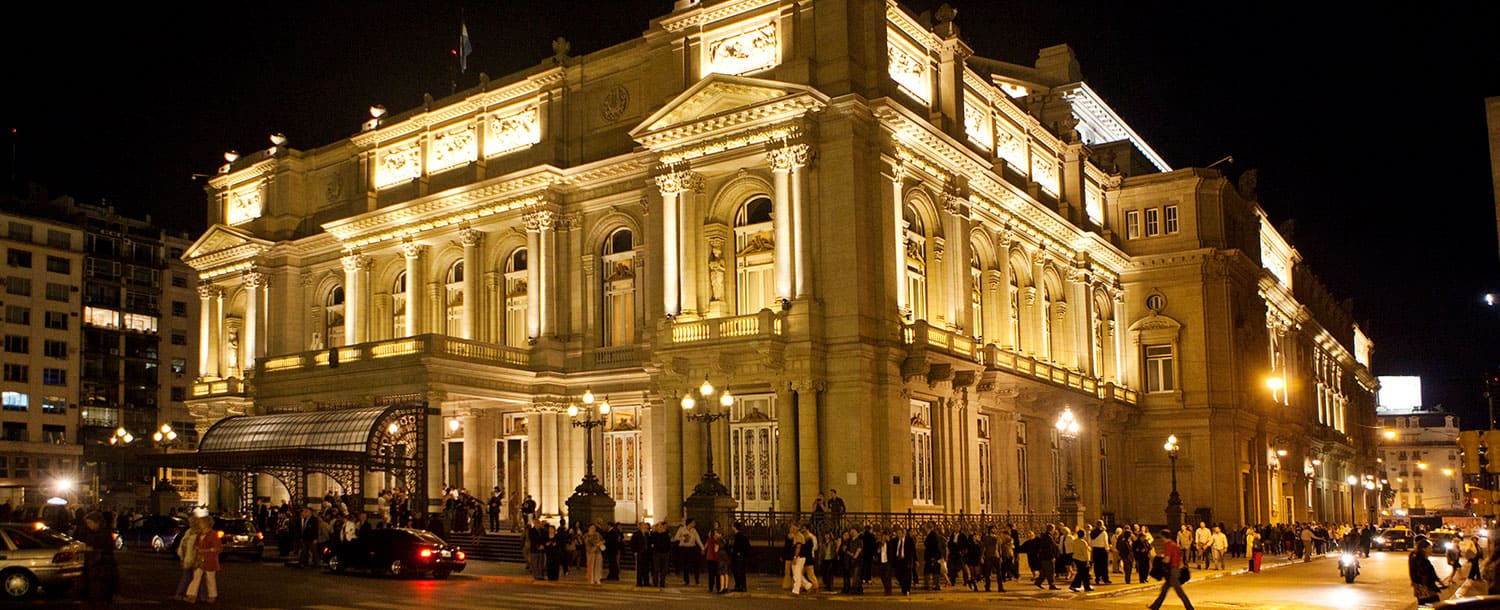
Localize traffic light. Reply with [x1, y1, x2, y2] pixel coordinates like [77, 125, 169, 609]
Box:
[1462, 431, 1482, 475]
[1484, 431, 1500, 474]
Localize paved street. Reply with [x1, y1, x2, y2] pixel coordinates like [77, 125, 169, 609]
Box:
[13, 548, 1462, 609]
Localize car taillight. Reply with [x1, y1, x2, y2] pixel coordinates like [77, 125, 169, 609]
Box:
[456, 550, 465, 561]
[256, 532, 263, 540]
[418, 548, 433, 560]
[216, 531, 224, 539]
[52, 551, 75, 564]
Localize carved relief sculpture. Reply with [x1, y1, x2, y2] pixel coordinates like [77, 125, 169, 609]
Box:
[486, 107, 541, 157]
[705, 23, 778, 76]
[375, 140, 422, 189]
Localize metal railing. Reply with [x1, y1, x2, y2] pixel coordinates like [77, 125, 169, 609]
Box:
[725, 509, 1064, 547]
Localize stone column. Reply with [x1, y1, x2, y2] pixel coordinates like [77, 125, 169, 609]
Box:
[525, 410, 542, 511]
[340, 253, 363, 343]
[655, 171, 699, 318]
[1111, 291, 1125, 384]
[243, 271, 263, 369]
[460, 228, 483, 341]
[522, 210, 555, 338]
[198, 285, 218, 376]
[1030, 255, 1048, 357]
[775, 383, 798, 511]
[980, 270, 1001, 347]
[541, 410, 560, 517]
[768, 147, 796, 304]
[484, 272, 501, 343]
[787, 144, 812, 298]
[943, 197, 969, 332]
[1068, 269, 1091, 373]
[461, 411, 494, 495]
[890, 164, 908, 318]
[994, 232, 1013, 349]
[213, 290, 226, 377]
[537, 212, 554, 337]
[794, 380, 822, 507]
[402, 242, 426, 336]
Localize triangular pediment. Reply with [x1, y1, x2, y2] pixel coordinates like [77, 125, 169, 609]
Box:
[630, 73, 826, 142]
[183, 224, 272, 263]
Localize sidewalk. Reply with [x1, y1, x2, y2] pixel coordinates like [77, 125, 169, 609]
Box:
[458, 552, 1322, 602]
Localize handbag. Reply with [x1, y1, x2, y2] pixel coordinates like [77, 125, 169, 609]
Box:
[1414, 582, 1439, 600]
[1180, 565, 1191, 582]
[1149, 557, 1167, 580]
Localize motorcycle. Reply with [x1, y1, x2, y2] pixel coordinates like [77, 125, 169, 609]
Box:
[1339, 552, 1360, 583]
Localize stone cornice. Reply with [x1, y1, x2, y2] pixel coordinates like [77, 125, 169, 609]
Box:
[885, 0, 942, 50]
[323, 170, 565, 248]
[659, 0, 780, 33]
[349, 68, 564, 150]
[637, 96, 824, 155]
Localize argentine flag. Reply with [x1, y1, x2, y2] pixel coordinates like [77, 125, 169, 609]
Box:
[460, 22, 473, 73]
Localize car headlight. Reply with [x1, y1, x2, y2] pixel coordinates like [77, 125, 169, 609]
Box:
[1374, 537, 1385, 544]
[1446, 542, 1455, 551]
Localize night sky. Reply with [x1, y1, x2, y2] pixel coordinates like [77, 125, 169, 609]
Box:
[5, 2, 1499, 423]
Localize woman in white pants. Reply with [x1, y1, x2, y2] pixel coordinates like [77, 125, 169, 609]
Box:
[186, 515, 222, 603]
[791, 531, 811, 594]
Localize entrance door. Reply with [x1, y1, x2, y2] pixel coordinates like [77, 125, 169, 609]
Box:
[604, 430, 642, 522]
[730, 422, 778, 511]
[446, 441, 463, 488]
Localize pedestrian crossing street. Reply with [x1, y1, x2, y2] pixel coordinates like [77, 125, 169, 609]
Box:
[246, 588, 691, 610]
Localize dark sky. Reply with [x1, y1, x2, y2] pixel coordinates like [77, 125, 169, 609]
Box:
[6, 1, 1500, 422]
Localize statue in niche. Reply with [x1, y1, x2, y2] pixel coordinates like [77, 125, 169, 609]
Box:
[310, 331, 324, 351]
[708, 244, 726, 302]
[225, 327, 240, 377]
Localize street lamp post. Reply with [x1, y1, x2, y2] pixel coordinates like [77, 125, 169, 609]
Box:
[564, 390, 615, 528]
[1055, 407, 1082, 527]
[1165, 434, 1183, 532]
[149, 424, 181, 514]
[681, 377, 738, 532]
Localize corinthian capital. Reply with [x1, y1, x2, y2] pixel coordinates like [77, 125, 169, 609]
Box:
[654, 170, 702, 196]
[766, 144, 810, 172]
[459, 227, 484, 248]
[341, 251, 368, 273]
[523, 209, 556, 232]
[242, 270, 266, 289]
[197, 284, 221, 299]
[401, 240, 426, 260]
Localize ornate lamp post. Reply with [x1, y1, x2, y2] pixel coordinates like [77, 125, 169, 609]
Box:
[149, 424, 182, 514]
[1165, 434, 1183, 532]
[1055, 406, 1082, 526]
[681, 377, 738, 532]
[565, 389, 615, 528]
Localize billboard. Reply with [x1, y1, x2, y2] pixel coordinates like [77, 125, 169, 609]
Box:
[1377, 376, 1423, 413]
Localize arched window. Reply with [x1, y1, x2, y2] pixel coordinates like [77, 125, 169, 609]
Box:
[445, 260, 464, 335]
[392, 272, 408, 338]
[504, 248, 528, 348]
[602, 229, 636, 346]
[902, 205, 927, 322]
[970, 253, 984, 341]
[326, 286, 346, 347]
[734, 197, 776, 314]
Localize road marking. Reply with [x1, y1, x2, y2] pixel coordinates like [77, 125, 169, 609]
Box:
[354, 602, 419, 610]
[501, 592, 608, 606]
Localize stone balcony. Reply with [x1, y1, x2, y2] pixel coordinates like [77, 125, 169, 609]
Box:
[663, 308, 785, 347]
[902, 320, 1137, 405]
[191, 376, 247, 399]
[256, 334, 533, 374]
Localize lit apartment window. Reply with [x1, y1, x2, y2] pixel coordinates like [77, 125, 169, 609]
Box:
[1, 391, 27, 411]
[41, 397, 65, 414]
[1164, 205, 1179, 234]
[1145, 208, 1160, 236]
[1125, 211, 1141, 239]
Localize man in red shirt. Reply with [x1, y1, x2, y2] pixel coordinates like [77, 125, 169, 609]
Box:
[1149, 529, 1194, 610]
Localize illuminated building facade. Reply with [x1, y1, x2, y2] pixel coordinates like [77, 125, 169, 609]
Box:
[184, 0, 1377, 525]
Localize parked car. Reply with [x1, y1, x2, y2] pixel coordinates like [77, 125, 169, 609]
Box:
[322, 528, 465, 579]
[121, 515, 188, 553]
[0, 523, 86, 599]
[213, 516, 264, 561]
[1373, 527, 1412, 551]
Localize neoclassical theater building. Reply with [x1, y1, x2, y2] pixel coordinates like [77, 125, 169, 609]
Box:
[182, 0, 1379, 527]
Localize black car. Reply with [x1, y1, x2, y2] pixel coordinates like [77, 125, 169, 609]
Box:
[322, 528, 465, 579]
[213, 517, 264, 561]
[121, 515, 188, 553]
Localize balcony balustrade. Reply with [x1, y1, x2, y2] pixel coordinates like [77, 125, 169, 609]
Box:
[666, 309, 784, 346]
[902, 320, 1137, 405]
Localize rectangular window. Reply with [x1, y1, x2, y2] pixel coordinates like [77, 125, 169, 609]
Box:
[5, 277, 30, 296]
[45, 256, 70, 274]
[46, 230, 70, 249]
[7, 223, 32, 242]
[170, 273, 188, 288]
[1145, 208, 1161, 236]
[121, 313, 157, 333]
[171, 386, 186, 402]
[3, 364, 27, 382]
[170, 358, 186, 375]
[41, 425, 64, 444]
[910, 400, 934, 506]
[84, 306, 119, 329]
[171, 301, 187, 317]
[1125, 211, 1140, 239]
[5, 306, 29, 325]
[1, 392, 27, 411]
[1164, 205, 1179, 234]
[43, 340, 65, 359]
[3, 335, 26, 353]
[44, 283, 69, 302]
[41, 368, 65, 386]
[41, 396, 65, 414]
[43, 311, 67, 330]
[6, 249, 31, 268]
[170, 330, 186, 345]
[1145, 344, 1176, 393]
[11, 455, 28, 477]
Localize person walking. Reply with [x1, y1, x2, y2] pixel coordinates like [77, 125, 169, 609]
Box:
[1090, 520, 1111, 585]
[1132, 528, 1154, 584]
[875, 531, 893, 595]
[78, 511, 119, 607]
[892, 528, 916, 595]
[981, 526, 1001, 592]
[841, 528, 864, 594]
[1032, 524, 1059, 590]
[604, 522, 622, 581]
[1245, 527, 1262, 573]
[1148, 529, 1194, 610]
[185, 515, 222, 604]
[1070, 524, 1094, 592]
[1210, 526, 1228, 570]
[1116, 528, 1135, 584]
[1194, 522, 1212, 570]
[648, 522, 672, 588]
[704, 526, 721, 593]
[173, 514, 205, 601]
[584, 523, 605, 585]
[923, 525, 945, 590]
[790, 530, 812, 595]
[631, 523, 651, 587]
[1411, 537, 1444, 606]
[487, 487, 504, 532]
[731, 522, 751, 592]
[674, 518, 703, 586]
